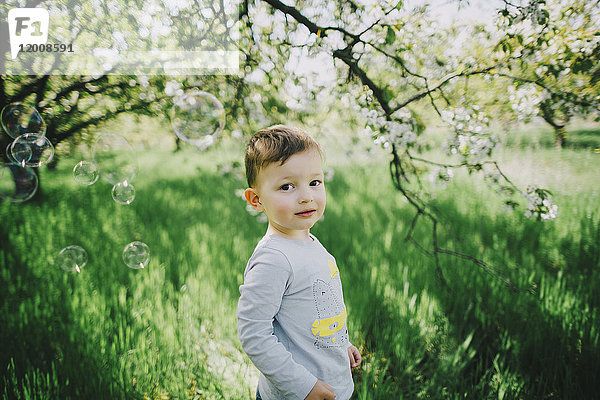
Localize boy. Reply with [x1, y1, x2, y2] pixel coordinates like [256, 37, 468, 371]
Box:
[238, 125, 361, 400]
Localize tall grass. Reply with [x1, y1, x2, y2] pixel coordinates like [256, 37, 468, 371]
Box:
[1, 128, 599, 399]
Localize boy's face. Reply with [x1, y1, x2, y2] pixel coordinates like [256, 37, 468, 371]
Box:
[245, 148, 326, 241]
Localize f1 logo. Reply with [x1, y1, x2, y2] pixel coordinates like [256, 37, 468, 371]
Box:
[8, 8, 50, 59]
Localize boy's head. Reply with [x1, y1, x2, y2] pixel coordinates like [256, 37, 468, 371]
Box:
[245, 125, 323, 188]
[244, 125, 326, 240]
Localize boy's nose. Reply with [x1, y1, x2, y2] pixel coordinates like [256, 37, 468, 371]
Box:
[298, 187, 313, 203]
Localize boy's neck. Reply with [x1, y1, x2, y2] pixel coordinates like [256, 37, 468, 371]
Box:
[266, 225, 313, 242]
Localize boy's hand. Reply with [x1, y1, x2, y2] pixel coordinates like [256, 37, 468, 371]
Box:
[348, 345, 362, 369]
[305, 379, 336, 400]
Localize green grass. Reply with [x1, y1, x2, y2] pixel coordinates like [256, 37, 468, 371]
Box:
[501, 124, 600, 150]
[1, 130, 599, 399]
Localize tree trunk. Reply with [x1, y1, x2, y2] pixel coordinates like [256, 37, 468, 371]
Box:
[3, 164, 40, 202]
[555, 126, 567, 148]
[539, 100, 568, 149]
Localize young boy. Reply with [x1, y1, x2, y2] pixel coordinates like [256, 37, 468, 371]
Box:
[238, 125, 361, 400]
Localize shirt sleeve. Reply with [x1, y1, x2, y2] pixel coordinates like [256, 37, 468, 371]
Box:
[237, 246, 317, 400]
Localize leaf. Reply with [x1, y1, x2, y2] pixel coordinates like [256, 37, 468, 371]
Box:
[385, 26, 396, 45]
[590, 69, 600, 86]
[504, 200, 519, 210]
[572, 58, 593, 74]
[516, 34, 524, 45]
[382, 86, 395, 103]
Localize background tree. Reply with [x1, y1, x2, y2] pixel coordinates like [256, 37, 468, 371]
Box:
[495, 0, 600, 147]
[1, 0, 260, 195]
[0, 0, 309, 153]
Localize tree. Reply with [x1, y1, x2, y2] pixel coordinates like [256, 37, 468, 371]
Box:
[495, 0, 600, 146]
[1, 0, 260, 198]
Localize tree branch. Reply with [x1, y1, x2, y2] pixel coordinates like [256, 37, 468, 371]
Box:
[393, 64, 502, 112]
[52, 102, 148, 144]
[492, 72, 600, 111]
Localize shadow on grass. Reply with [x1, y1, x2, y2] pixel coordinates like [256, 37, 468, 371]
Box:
[0, 212, 142, 399]
[323, 171, 600, 399]
[430, 198, 600, 399]
[130, 171, 257, 295]
[1, 168, 252, 399]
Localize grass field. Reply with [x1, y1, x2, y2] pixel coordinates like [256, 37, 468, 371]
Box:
[1, 124, 599, 399]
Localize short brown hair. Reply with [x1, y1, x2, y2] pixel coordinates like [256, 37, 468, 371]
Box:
[245, 125, 323, 187]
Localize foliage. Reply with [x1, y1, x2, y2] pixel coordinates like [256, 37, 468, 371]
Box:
[1, 0, 262, 165]
[494, 0, 600, 145]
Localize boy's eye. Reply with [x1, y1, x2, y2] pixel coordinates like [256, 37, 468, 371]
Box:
[280, 183, 294, 191]
[310, 180, 322, 186]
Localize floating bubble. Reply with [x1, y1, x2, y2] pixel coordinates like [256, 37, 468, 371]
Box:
[73, 161, 99, 186]
[0, 163, 38, 203]
[123, 241, 150, 269]
[91, 133, 137, 185]
[6, 140, 31, 166]
[56, 245, 88, 273]
[1, 103, 46, 139]
[171, 91, 225, 148]
[11, 133, 54, 167]
[5, 144, 14, 162]
[112, 180, 135, 205]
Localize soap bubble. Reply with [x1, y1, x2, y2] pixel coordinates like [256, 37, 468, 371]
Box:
[0, 163, 38, 203]
[1, 103, 46, 139]
[92, 133, 137, 184]
[11, 133, 54, 167]
[171, 91, 225, 149]
[123, 241, 150, 269]
[56, 245, 88, 273]
[7, 140, 31, 166]
[73, 161, 99, 185]
[112, 180, 135, 205]
[5, 143, 15, 162]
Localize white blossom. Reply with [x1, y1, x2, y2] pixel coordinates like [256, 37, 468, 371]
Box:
[361, 109, 418, 151]
[524, 185, 558, 220]
[509, 84, 550, 120]
[164, 80, 182, 97]
[442, 106, 497, 161]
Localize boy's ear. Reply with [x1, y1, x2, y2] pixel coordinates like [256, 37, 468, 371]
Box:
[244, 188, 264, 212]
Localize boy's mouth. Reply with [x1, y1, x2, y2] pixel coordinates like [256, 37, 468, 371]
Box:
[295, 209, 316, 217]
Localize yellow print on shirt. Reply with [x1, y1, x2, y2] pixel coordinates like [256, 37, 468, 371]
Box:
[311, 279, 349, 348]
[328, 260, 339, 278]
[311, 307, 347, 339]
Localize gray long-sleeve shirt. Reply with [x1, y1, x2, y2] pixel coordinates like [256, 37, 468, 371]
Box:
[237, 234, 354, 400]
